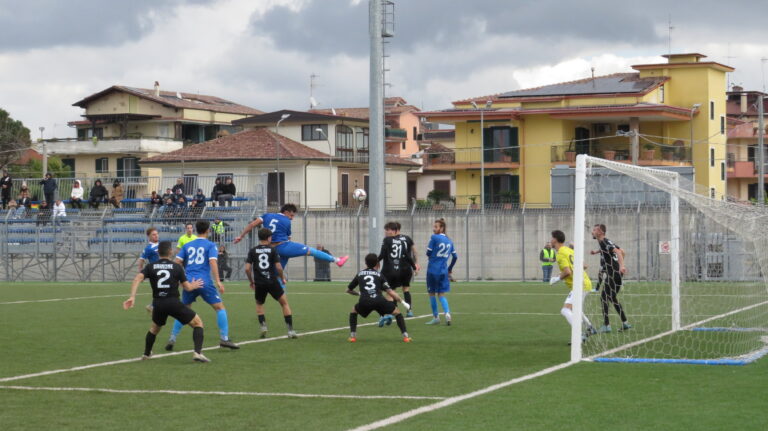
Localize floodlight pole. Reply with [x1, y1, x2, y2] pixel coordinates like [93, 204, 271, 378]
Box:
[39, 127, 47, 177]
[317, 128, 333, 208]
[275, 113, 290, 207]
[758, 94, 765, 206]
[368, 0, 386, 252]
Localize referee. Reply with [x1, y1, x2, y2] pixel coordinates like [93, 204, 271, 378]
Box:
[123, 241, 210, 362]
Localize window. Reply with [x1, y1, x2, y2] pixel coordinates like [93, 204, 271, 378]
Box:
[710, 148, 715, 167]
[356, 127, 369, 163]
[484, 174, 519, 204]
[117, 157, 140, 178]
[412, 126, 417, 140]
[401, 142, 406, 150]
[335, 125, 355, 162]
[183, 174, 198, 195]
[710, 101, 714, 121]
[301, 124, 328, 141]
[95, 157, 109, 173]
[78, 127, 103, 140]
[720, 116, 725, 135]
[158, 123, 170, 138]
[483, 126, 519, 162]
[721, 161, 725, 181]
[710, 188, 716, 199]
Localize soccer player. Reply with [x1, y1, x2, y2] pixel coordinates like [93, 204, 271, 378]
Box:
[233, 203, 348, 274]
[590, 224, 631, 333]
[177, 222, 198, 252]
[123, 241, 210, 362]
[425, 218, 457, 326]
[377, 222, 418, 326]
[549, 230, 596, 344]
[165, 219, 239, 350]
[346, 253, 411, 343]
[245, 228, 297, 339]
[138, 227, 160, 272]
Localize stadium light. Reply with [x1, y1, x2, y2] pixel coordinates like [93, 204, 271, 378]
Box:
[275, 113, 291, 207]
[316, 127, 333, 208]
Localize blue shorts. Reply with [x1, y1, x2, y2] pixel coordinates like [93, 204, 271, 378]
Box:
[275, 241, 309, 268]
[181, 283, 222, 305]
[426, 272, 450, 294]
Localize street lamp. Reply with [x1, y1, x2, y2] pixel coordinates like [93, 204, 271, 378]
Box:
[39, 126, 47, 177]
[470, 100, 492, 212]
[275, 113, 290, 207]
[316, 127, 333, 208]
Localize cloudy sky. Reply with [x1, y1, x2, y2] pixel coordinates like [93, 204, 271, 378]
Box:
[1, 0, 767, 138]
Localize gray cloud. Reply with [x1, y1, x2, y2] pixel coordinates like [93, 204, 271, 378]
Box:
[0, 0, 214, 52]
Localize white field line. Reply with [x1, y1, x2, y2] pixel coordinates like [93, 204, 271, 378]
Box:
[0, 314, 433, 384]
[0, 385, 445, 400]
[0, 293, 146, 305]
[586, 299, 768, 360]
[347, 361, 574, 431]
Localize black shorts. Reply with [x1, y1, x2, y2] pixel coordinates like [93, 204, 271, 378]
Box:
[602, 271, 623, 294]
[255, 280, 284, 304]
[152, 298, 196, 326]
[382, 268, 413, 289]
[354, 297, 396, 318]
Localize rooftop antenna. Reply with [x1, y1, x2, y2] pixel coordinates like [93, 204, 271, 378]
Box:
[310, 73, 319, 109]
[667, 14, 674, 56]
[725, 43, 738, 90]
[761, 58, 767, 93]
[591, 67, 596, 88]
[331, 107, 337, 116]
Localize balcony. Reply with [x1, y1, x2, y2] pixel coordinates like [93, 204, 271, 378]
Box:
[385, 128, 407, 141]
[550, 142, 692, 167]
[41, 138, 182, 156]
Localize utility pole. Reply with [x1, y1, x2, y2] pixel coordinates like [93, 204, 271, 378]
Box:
[368, 0, 387, 252]
[758, 93, 765, 205]
[39, 126, 47, 177]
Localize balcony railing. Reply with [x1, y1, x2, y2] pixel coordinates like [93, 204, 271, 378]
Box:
[550, 143, 691, 165]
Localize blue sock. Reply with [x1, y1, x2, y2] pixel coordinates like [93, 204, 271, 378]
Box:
[216, 308, 229, 341]
[439, 296, 451, 315]
[308, 247, 335, 263]
[170, 319, 183, 341]
[429, 296, 438, 317]
[277, 277, 286, 291]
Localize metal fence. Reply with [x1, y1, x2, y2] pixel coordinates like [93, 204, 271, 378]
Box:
[0, 202, 755, 283]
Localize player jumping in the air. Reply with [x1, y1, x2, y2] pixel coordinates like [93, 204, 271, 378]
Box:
[245, 228, 297, 339]
[549, 230, 597, 344]
[233, 204, 348, 279]
[377, 221, 419, 326]
[123, 241, 210, 362]
[590, 224, 631, 333]
[425, 218, 457, 326]
[166, 220, 239, 350]
[346, 253, 411, 343]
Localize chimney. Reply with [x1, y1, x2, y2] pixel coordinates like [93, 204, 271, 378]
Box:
[154, 81, 160, 97]
[741, 92, 748, 114]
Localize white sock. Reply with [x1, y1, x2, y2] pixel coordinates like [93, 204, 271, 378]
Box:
[560, 307, 574, 326]
[582, 314, 593, 328]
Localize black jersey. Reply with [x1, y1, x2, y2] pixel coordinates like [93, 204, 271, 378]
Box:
[141, 258, 187, 299]
[348, 269, 391, 300]
[379, 235, 415, 273]
[246, 244, 280, 284]
[598, 238, 621, 273]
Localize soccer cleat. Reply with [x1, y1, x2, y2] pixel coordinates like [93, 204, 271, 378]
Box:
[445, 313, 452, 326]
[587, 325, 597, 335]
[425, 317, 440, 325]
[348, 337, 357, 343]
[219, 339, 240, 349]
[406, 310, 414, 318]
[378, 315, 393, 327]
[287, 330, 298, 339]
[259, 325, 268, 339]
[336, 255, 349, 267]
[598, 325, 612, 334]
[192, 352, 211, 363]
[403, 336, 412, 343]
[164, 340, 175, 351]
[619, 323, 633, 332]
[141, 354, 151, 360]
[385, 315, 393, 326]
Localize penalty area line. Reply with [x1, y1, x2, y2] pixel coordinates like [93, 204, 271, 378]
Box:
[0, 293, 147, 305]
[0, 385, 445, 400]
[0, 314, 434, 384]
[347, 361, 574, 431]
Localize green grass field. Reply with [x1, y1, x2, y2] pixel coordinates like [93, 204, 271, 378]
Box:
[1, 281, 767, 430]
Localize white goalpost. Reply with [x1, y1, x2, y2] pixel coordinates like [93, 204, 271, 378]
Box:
[571, 154, 768, 365]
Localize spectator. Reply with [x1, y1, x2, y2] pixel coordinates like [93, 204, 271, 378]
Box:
[52, 199, 67, 218]
[211, 178, 224, 207]
[175, 196, 189, 223]
[88, 180, 108, 209]
[70, 179, 84, 209]
[7, 199, 18, 217]
[313, 244, 332, 281]
[149, 191, 163, 209]
[109, 180, 124, 208]
[218, 245, 232, 281]
[40, 173, 57, 204]
[193, 188, 206, 208]
[161, 188, 175, 205]
[36, 201, 51, 226]
[171, 178, 185, 195]
[16, 190, 31, 218]
[210, 217, 228, 243]
[218, 177, 236, 206]
[540, 242, 556, 282]
[174, 188, 185, 205]
[1, 168, 12, 209]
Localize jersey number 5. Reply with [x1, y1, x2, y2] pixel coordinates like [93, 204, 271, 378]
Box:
[268, 218, 279, 232]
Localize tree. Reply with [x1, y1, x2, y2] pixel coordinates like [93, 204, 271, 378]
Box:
[9, 157, 72, 179]
[0, 108, 32, 168]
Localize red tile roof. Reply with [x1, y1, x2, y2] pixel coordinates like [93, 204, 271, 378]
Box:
[141, 128, 330, 163]
[73, 85, 263, 116]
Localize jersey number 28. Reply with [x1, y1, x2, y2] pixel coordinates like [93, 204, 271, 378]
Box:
[186, 247, 206, 265]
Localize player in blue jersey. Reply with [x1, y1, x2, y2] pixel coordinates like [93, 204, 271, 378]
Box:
[425, 218, 458, 326]
[233, 203, 349, 275]
[138, 227, 161, 314]
[165, 219, 239, 350]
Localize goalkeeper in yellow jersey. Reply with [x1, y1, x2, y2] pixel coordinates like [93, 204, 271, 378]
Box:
[549, 230, 596, 344]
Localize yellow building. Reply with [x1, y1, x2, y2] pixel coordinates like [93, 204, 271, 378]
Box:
[421, 53, 732, 206]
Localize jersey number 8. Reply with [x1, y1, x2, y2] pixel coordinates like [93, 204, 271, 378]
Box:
[258, 253, 270, 270]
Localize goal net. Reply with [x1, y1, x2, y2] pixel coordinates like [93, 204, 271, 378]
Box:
[570, 155, 768, 365]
